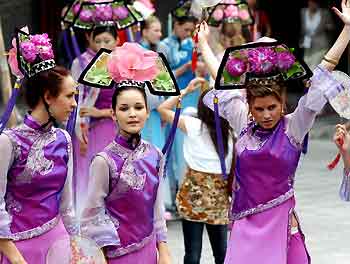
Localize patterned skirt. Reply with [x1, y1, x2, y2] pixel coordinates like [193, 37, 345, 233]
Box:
[176, 168, 230, 225]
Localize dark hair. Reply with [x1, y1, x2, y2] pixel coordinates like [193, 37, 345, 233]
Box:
[197, 90, 232, 157]
[91, 26, 118, 40]
[174, 15, 198, 25]
[23, 66, 71, 109]
[246, 82, 287, 106]
[112, 86, 148, 110]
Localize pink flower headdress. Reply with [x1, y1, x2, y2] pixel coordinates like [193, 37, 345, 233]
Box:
[78, 42, 180, 96]
[8, 27, 55, 78]
[62, 0, 138, 30]
[215, 41, 313, 89]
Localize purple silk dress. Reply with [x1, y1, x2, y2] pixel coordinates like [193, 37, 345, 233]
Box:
[0, 115, 76, 263]
[71, 49, 117, 214]
[204, 65, 349, 264]
[81, 134, 167, 264]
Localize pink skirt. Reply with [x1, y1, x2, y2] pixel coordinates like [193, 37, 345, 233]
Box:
[108, 237, 157, 264]
[224, 197, 310, 264]
[0, 220, 69, 264]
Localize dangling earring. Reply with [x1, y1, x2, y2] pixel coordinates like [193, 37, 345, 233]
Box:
[248, 111, 254, 121]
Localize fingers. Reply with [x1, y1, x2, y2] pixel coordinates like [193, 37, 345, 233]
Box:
[332, 7, 343, 19]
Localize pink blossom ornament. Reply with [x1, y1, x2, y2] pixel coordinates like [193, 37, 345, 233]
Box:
[224, 5, 238, 18]
[113, 6, 129, 20]
[94, 5, 113, 21]
[212, 8, 224, 21]
[226, 57, 247, 77]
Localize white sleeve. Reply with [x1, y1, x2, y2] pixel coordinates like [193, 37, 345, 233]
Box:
[0, 134, 14, 239]
[153, 156, 167, 242]
[80, 155, 120, 247]
[287, 65, 344, 144]
[203, 89, 248, 135]
[59, 131, 78, 235]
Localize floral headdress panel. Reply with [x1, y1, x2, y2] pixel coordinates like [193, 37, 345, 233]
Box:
[215, 41, 313, 90]
[207, 0, 254, 27]
[62, 0, 138, 30]
[78, 42, 180, 96]
[15, 28, 56, 78]
[172, 0, 196, 20]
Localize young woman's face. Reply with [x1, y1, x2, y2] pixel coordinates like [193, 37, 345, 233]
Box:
[250, 95, 283, 129]
[47, 75, 77, 123]
[89, 32, 118, 52]
[143, 21, 162, 45]
[114, 89, 149, 136]
[174, 22, 195, 40]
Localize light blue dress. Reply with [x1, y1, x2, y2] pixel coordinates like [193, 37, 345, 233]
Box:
[158, 35, 199, 210]
[139, 40, 165, 150]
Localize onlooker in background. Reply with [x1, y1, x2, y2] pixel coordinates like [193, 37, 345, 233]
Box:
[158, 79, 233, 264]
[247, 0, 272, 40]
[158, 5, 199, 215]
[300, 0, 335, 69]
[140, 15, 162, 52]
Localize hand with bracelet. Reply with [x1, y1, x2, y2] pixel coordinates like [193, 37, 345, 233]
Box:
[321, 0, 350, 71]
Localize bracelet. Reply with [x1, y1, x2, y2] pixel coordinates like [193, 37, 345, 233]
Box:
[323, 55, 339, 66]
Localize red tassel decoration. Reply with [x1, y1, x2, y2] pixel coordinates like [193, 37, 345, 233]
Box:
[327, 138, 344, 170]
[191, 32, 198, 73]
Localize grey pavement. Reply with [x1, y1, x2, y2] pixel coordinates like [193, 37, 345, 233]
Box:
[167, 139, 350, 264]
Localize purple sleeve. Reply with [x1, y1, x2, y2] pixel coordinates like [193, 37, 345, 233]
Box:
[203, 89, 248, 136]
[0, 134, 14, 239]
[59, 131, 79, 235]
[340, 169, 350, 201]
[287, 65, 345, 144]
[80, 155, 120, 248]
[153, 155, 167, 243]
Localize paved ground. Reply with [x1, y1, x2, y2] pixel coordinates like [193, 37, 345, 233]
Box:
[167, 139, 350, 264]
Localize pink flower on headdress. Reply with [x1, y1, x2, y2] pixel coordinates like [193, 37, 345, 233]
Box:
[73, 3, 81, 15]
[239, 9, 250, 20]
[30, 33, 51, 47]
[212, 9, 224, 21]
[20, 41, 37, 63]
[94, 5, 113, 21]
[224, 5, 238, 18]
[39, 45, 54, 60]
[80, 9, 94, 22]
[135, 0, 155, 12]
[107, 42, 159, 83]
[113, 6, 129, 20]
[248, 47, 277, 74]
[276, 51, 295, 71]
[226, 57, 247, 77]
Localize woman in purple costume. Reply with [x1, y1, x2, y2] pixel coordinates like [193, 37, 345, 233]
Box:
[80, 43, 173, 263]
[333, 124, 350, 201]
[0, 29, 77, 263]
[197, 1, 350, 263]
[71, 26, 119, 213]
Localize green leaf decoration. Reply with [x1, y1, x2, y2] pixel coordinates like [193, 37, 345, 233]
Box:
[223, 70, 241, 84]
[285, 62, 303, 79]
[153, 71, 174, 92]
[86, 66, 111, 85]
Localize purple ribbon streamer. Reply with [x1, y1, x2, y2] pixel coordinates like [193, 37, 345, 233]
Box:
[302, 87, 309, 154]
[65, 93, 79, 136]
[161, 104, 181, 178]
[62, 29, 73, 65]
[214, 95, 228, 180]
[162, 105, 181, 154]
[70, 28, 85, 70]
[0, 79, 21, 134]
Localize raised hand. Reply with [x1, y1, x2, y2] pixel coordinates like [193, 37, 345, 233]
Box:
[332, 0, 350, 25]
[333, 124, 350, 154]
